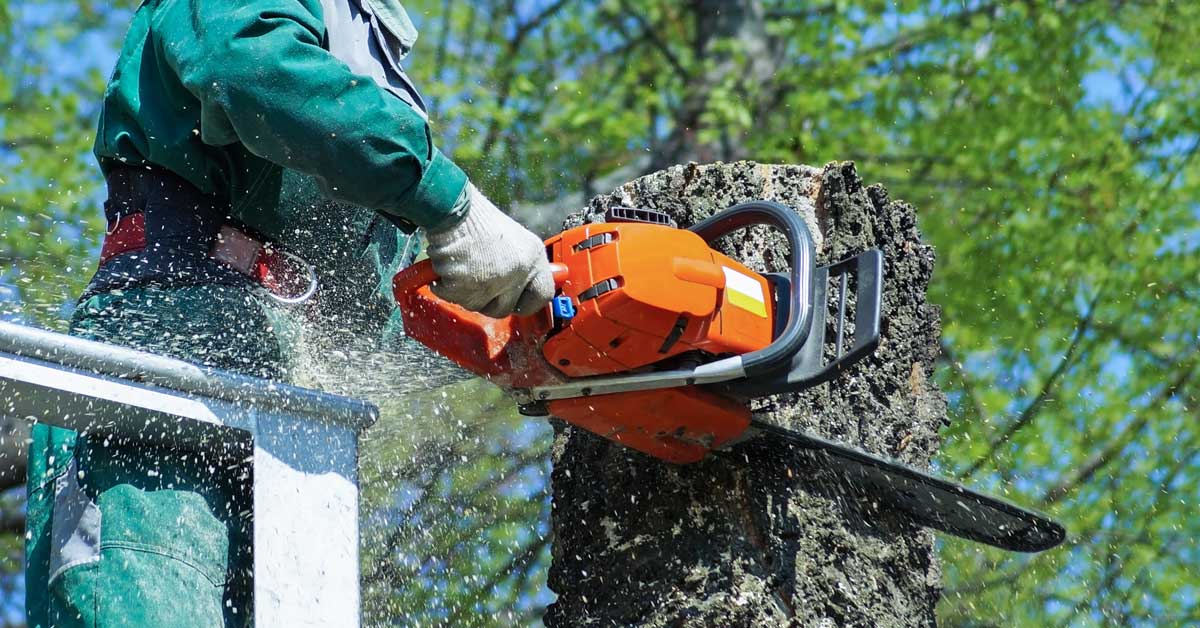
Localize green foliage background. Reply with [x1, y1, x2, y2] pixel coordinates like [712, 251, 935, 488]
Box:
[1, 0, 1197, 626]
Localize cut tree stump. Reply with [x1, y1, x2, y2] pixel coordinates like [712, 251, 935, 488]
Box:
[546, 161, 944, 627]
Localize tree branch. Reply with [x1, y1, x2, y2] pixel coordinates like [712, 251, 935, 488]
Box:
[478, 0, 573, 159]
[616, 0, 690, 79]
[938, 339, 989, 427]
[0, 508, 24, 537]
[764, 5, 838, 21]
[444, 534, 551, 626]
[964, 291, 1102, 477]
[1040, 354, 1198, 505]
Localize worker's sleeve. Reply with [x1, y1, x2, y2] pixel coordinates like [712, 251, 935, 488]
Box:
[156, 0, 468, 231]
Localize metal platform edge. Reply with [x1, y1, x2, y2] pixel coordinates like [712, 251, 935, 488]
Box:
[0, 320, 378, 432]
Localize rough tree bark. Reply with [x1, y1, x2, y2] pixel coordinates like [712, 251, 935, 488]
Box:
[545, 161, 944, 627]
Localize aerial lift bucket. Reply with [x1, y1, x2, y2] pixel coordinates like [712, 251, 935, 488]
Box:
[0, 321, 376, 627]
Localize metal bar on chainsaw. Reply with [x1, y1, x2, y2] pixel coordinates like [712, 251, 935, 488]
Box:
[0, 321, 376, 627]
[515, 355, 747, 404]
[745, 418, 1066, 552]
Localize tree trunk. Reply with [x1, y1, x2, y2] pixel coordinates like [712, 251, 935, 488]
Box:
[545, 161, 944, 627]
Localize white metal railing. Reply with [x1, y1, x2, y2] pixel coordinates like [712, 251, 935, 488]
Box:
[0, 321, 376, 627]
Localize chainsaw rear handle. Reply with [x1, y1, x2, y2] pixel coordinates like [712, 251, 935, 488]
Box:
[393, 260, 570, 310]
[687, 201, 815, 377]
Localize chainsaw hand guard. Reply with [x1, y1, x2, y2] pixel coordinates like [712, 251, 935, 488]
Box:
[722, 249, 883, 398]
[683, 201, 884, 397]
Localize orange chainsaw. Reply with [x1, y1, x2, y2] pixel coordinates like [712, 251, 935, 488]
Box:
[393, 201, 1065, 553]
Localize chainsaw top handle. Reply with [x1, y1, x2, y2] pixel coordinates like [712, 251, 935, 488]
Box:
[687, 201, 815, 378]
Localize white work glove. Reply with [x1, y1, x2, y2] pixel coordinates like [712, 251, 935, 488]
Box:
[425, 184, 556, 318]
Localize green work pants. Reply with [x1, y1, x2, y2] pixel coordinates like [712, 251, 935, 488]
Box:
[25, 284, 297, 627]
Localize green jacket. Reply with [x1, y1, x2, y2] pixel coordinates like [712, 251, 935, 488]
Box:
[94, 0, 469, 235]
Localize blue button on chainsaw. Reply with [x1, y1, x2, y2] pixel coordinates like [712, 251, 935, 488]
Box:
[552, 296, 576, 320]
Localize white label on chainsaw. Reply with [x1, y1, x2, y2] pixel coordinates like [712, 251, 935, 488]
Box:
[722, 267, 768, 317]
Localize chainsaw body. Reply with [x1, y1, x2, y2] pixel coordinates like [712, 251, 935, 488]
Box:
[394, 202, 881, 463]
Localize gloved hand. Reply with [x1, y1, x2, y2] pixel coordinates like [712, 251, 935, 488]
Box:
[425, 184, 556, 318]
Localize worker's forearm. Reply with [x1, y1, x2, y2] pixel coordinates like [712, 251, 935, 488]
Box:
[159, 0, 467, 230]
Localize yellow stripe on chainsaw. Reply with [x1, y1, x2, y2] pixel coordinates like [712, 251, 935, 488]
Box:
[722, 267, 768, 318]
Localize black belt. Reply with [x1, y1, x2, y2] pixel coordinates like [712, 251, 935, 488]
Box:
[83, 165, 316, 303]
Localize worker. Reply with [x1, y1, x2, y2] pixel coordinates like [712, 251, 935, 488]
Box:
[24, 1, 555, 625]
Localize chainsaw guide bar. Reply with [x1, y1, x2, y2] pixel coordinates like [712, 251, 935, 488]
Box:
[393, 200, 1067, 554]
[740, 417, 1065, 552]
